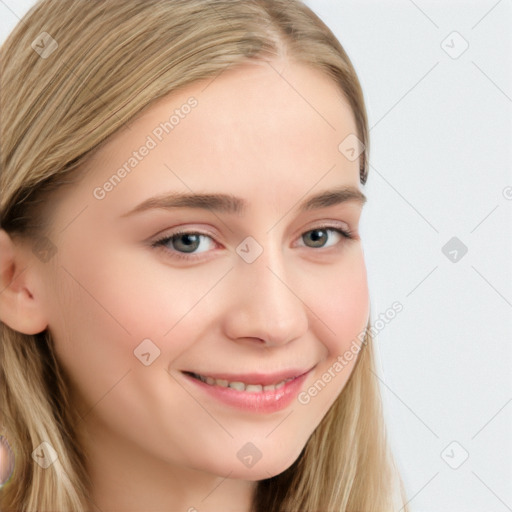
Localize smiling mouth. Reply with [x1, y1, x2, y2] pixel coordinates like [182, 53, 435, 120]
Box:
[182, 371, 297, 392]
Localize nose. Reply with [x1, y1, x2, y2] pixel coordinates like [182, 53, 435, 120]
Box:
[222, 243, 309, 347]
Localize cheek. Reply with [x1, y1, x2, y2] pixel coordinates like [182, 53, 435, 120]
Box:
[301, 247, 368, 399]
[313, 246, 369, 356]
[43, 250, 162, 414]
[44, 241, 228, 412]
[45, 269, 138, 416]
[294, 248, 369, 422]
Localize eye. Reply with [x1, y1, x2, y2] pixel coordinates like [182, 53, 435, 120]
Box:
[151, 224, 354, 262]
[297, 226, 353, 249]
[152, 230, 216, 259]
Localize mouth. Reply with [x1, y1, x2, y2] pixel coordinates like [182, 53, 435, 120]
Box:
[178, 366, 315, 413]
[180, 366, 314, 392]
[182, 371, 297, 392]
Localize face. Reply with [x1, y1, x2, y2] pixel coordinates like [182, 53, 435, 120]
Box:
[36, 57, 369, 481]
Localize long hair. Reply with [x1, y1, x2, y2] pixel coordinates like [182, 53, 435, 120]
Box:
[0, 1, 408, 510]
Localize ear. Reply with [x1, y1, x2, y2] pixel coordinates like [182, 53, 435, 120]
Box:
[0, 229, 48, 335]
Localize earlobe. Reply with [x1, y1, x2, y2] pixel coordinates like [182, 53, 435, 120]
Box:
[0, 229, 48, 335]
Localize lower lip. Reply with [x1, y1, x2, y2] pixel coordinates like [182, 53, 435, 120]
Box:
[181, 370, 312, 413]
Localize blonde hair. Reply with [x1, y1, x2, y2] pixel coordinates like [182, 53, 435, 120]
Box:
[0, 0, 408, 510]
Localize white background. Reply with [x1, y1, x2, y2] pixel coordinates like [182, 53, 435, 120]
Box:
[1, 1, 511, 511]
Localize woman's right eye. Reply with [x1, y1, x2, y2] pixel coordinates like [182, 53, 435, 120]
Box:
[152, 230, 217, 261]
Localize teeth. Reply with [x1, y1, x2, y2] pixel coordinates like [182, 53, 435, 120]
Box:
[229, 381, 246, 391]
[193, 373, 293, 392]
[245, 384, 263, 393]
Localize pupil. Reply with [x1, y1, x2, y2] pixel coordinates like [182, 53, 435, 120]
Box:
[308, 229, 326, 247]
[176, 234, 199, 253]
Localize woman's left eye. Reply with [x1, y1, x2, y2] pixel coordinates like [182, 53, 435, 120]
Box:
[151, 225, 353, 261]
[297, 226, 353, 249]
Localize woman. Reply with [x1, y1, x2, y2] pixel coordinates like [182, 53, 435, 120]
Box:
[0, 0, 408, 510]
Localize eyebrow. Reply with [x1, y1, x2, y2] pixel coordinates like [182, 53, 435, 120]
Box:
[121, 185, 366, 218]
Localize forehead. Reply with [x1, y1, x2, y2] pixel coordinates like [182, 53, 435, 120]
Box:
[68, 58, 362, 218]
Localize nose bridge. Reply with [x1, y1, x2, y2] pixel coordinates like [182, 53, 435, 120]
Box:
[224, 236, 308, 346]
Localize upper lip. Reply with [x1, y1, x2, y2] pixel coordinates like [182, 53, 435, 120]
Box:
[181, 366, 315, 386]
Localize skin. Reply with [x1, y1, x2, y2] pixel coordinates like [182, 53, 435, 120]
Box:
[0, 57, 369, 512]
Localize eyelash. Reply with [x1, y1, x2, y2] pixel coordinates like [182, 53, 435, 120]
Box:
[151, 225, 354, 262]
